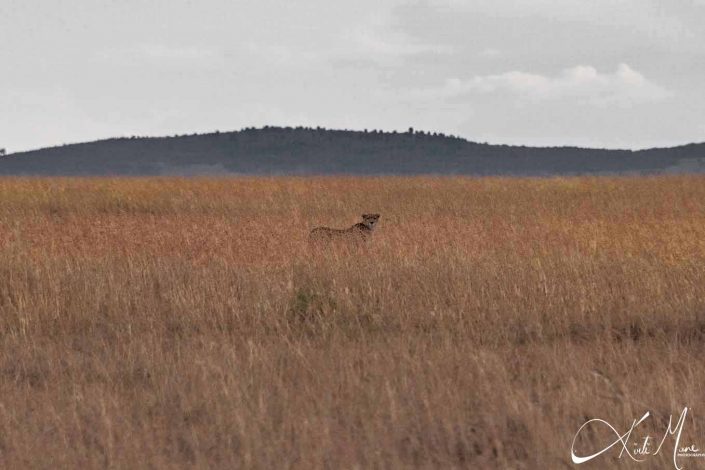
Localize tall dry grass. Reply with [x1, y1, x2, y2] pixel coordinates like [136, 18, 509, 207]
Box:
[0, 176, 704, 469]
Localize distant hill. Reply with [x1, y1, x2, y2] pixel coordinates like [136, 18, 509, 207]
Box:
[2, 126, 704, 176]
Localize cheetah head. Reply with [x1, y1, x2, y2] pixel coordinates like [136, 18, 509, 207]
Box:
[361, 213, 380, 230]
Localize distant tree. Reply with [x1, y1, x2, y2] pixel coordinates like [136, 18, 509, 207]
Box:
[0, 148, 5, 157]
[408, 127, 414, 134]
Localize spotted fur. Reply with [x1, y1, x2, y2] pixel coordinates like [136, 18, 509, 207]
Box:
[309, 214, 381, 244]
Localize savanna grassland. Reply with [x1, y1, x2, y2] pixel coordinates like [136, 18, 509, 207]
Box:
[0, 176, 704, 469]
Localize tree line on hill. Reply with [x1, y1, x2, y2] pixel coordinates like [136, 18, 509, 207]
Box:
[1, 126, 703, 176]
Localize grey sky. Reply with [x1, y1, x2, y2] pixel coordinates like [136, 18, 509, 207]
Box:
[2, 0, 704, 152]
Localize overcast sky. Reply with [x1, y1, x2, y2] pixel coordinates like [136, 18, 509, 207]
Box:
[2, 0, 704, 152]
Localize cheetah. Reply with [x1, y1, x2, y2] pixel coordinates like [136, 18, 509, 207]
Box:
[309, 214, 381, 244]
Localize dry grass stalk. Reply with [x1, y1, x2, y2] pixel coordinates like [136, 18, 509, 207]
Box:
[0, 176, 703, 468]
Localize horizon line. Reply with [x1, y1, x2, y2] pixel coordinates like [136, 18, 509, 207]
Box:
[6, 125, 704, 155]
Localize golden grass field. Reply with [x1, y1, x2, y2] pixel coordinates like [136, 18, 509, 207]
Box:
[0, 176, 704, 469]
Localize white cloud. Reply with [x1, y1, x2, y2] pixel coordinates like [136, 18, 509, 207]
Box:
[97, 44, 225, 67]
[140, 45, 220, 61]
[349, 27, 453, 57]
[341, 13, 453, 64]
[242, 42, 320, 66]
[479, 48, 501, 58]
[425, 64, 673, 107]
[424, 0, 691, 38]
